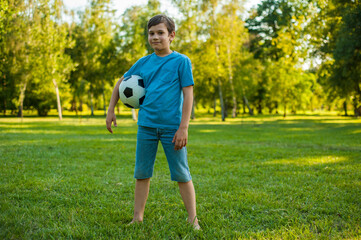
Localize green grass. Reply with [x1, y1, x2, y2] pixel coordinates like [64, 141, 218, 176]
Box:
[1, 114, 361, 239]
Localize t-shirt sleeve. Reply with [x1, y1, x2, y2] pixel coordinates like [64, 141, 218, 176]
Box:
[178, 56, 194, 88]
[123, 57, 144, 78]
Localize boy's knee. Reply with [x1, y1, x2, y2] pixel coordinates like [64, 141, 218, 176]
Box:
[134, 169, 153, 180]
[171, 173, 192, 183]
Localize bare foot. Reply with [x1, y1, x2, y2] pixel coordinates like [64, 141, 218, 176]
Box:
[193, 223, 201, 230]
[188, 218, 201, 230]
[128, 219, 143, 225]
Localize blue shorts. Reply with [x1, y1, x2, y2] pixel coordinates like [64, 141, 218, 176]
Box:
[135, 126, 192, 182]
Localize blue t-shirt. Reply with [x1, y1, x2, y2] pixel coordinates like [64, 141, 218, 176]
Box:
[123, 51, 194, 129]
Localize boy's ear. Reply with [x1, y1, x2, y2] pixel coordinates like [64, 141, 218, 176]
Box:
[169, 31, 175, 43]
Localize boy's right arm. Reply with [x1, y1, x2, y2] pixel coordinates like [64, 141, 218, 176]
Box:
[106, 76, 124, 133]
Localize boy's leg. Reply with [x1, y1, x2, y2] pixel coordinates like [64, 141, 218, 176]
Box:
[178, 180, 199, 226]
[159, 128, 198, 227]
[132, 126, 158, 223]
[132, 178, 151, 223]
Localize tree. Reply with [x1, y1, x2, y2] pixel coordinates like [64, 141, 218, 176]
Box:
[0, 0, 17, 115]
[69, 0, 116, 116]
[35, 0, 74, 119]
[6, 0, 39, 118]
[331, 4, 361, 116]
[308, 0, 361, 116]
[172, 0, 256, 119]
[1, 0, 74, 118]
[216, 1, 250, 117]
[246, 0, 311, 116]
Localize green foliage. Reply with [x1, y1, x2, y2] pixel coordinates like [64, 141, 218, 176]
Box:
[35, 0, 74, 118]
[1, 115, 361, 239]
[246, 0, 317, 116]
[2, 0, 360, 118]
[67, 0, 117, 116]
[1, 0, 74, 117]
[119, 0, 161, 68]
[0, 0, 17, 113]
[309, 0, 361, 115]
[331, 4, 361, 115]
[246, 0, 308, 61]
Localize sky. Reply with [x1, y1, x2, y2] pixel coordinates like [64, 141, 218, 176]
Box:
[62, 0, 262, 21]
[63, 0, 174, 17]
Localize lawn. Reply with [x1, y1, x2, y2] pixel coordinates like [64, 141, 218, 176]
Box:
[1, 113, 360, 239]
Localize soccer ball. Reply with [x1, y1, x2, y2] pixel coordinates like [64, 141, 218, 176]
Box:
[119, 75, 145, 109]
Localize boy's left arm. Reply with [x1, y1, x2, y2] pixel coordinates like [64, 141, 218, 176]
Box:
[172, 85, 193, 150]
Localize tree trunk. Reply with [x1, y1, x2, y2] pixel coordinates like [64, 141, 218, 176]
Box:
[215, 44, 225, 121]
[257, 101, 263, 114]
[2, 76, 6, 116]
[53, 79, 62, 120]
[17, 81, 27, 118]
[243, 95, 253, 115]
[17, 6, 31, 119]
[213, 95, 217, 117]
[354, 85, 361, 117]
[343, 100, 348, 116]
[79, 99, 83, 112]
[353, 98, 360, 117]
[72, 97, 78, 115]
[218, 80, 225, 121]
[227, 46, 237, 118]
[283, 102, 287, 118]
[211, 3, 225, 121]
[102, 88, 106, 116]
[239, 76, 252, 115]
[90, 91, 94, 116]
[242, 97, 246, 114]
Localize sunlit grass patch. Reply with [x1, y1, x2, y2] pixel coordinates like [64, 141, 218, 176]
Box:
[351, 129, 361, 134]
[265, 155, 347, 166]
[198, 129, 218, 133]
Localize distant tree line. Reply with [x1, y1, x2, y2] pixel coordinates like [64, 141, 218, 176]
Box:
[1, 0, 360, 119]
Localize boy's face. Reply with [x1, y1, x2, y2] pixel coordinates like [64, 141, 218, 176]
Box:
[148, 23, 175, 53]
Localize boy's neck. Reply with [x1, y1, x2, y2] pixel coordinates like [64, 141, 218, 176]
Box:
[154, 49, 173, 57]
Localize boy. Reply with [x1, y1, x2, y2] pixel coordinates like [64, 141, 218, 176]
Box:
[106, 15, 199, 229]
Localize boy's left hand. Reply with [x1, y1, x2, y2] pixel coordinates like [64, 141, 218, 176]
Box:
[172, 128, 188, 150]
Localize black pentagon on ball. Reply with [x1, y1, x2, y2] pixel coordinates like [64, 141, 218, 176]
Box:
[123, 87, 133, 98]
[139, 95, 145, 105]
[138, 79, 144, 88]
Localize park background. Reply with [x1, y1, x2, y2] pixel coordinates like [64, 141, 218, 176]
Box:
[1, 0, 361, 239]
[1, 0, 361, 119]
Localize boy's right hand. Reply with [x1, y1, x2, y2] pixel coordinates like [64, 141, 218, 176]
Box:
[106, 111, 117, 133]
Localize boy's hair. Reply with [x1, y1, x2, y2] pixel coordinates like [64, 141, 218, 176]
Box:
[148, 14, 175, 34]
